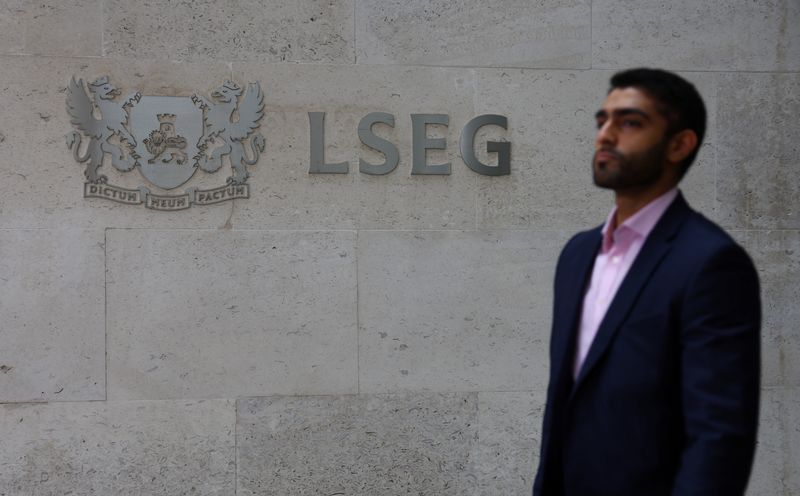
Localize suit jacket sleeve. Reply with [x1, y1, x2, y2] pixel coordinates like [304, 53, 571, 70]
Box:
[672, 243, 761, 495]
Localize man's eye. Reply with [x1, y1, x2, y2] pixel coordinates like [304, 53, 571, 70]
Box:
[595, 120, 606, 129]
[622, 120, 642, 128]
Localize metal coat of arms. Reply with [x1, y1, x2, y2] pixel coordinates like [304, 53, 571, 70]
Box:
[66, 76, 265, 210]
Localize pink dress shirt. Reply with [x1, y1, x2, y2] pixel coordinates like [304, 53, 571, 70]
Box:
[573, 188, 679, 378]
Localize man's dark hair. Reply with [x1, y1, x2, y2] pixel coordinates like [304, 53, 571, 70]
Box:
[609, 68, 706, 180]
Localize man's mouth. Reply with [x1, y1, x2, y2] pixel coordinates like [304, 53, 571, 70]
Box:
[594, 149, 621, 167]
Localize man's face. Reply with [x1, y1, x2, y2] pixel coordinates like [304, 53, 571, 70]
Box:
[592, 87, 672, 191]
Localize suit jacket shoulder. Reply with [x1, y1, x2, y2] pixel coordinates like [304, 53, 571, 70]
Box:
[661, 204, 757, 287]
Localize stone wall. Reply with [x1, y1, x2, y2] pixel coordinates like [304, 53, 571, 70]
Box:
[0, 1, 797, 494]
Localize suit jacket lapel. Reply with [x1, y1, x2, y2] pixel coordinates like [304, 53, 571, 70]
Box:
[571, 193, 691, 393]
[551, 229, 601, 395]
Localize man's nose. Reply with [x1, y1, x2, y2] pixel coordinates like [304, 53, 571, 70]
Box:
[596, 121, 616, 147]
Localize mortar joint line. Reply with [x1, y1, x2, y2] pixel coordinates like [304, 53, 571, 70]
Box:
[100, 0, 105, 57]
[353, 0, 357, 65]
[589, 0, 593, 70]
[104, 227, 108, 401]
[234, 399, 238, 495]
[356, 229, 360, 395]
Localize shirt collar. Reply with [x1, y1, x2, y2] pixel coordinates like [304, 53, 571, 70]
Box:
[600, 188, 679, 252]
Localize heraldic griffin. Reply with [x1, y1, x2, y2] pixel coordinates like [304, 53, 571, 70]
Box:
[193, 81, 266, 184]
[66, 76, 140, 183]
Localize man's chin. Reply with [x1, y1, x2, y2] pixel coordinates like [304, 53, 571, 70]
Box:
[592, 166, 619, 189]
[592, 175, 617, 189]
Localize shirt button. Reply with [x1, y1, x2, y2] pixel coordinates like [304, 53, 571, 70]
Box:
[611, 255, 621, 264]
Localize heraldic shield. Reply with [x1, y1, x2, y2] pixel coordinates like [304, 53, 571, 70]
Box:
[128, 96, 203, 190]
[67, 75, 265, 210]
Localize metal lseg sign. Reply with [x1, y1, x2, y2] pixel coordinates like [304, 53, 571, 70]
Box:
[66, 76, 511, 211]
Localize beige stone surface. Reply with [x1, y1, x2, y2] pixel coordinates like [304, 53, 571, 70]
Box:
[717, 73, 800, 230]
[739, 230, 800, 388]
[237, 393, 478, 495]
[0, 0, 103, 57]
[787, 386, 800, 495]
[593, 0, 800, 71]
[104, 0, 355, 64]
[358, 230, 564, 393]
[0, 229, 104, 402]
[474, 69, 607, 229]
[356, 0, 591, 69]
[0, 0, 25, 54]
[468, 391, 542, 496]
[0, 399, 235, 495]
[747, 387, 799, 496]
[106, 229, 357, 399]
[24, 0, 102, 56]
[231, 62, 480, 230]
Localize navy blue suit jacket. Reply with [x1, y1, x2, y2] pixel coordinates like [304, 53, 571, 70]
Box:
[533, 193, 760, 496]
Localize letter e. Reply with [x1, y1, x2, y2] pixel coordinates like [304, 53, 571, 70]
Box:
[411, 114, 451, 175]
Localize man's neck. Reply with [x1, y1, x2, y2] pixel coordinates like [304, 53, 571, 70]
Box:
[613, 183, 676, 226]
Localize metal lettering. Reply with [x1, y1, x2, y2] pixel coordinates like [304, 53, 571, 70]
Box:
[460, 114, 511, 176]
[192, 184, 249, 205]
[308, 112, 348, 174]
[145, 193, 191, 211]
[69, 76, 514, 212]
[358, 112, 399, 175]
[84, 182, 142, 205]
[411, 114, 450, 175]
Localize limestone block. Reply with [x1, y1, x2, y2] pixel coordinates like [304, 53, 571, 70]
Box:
[592, 0, 800, 71]
[0, 0, 25, 54]
[787, 386, 800, 494]
[356, 0, 591, 69]
[717, 73, 800, 229]
[739, 230, 800, 388]
[24, 0, 102, 56]
[0, 55, 239, 229]
[237, 393, 478, 495]
[468, 391, 542, 496]
[474, 69, 718, 229]
[747, 387, 799, 496]
[358, 230, 564, 393]
[0, 229, 104, 402]
[231, 62, 478, 230]
[0, 399, 235, 495]
[474, 69, 607, 229]
[106, 229, 357, 399]
[747, 388, 784, 495]
[104, 0, 354, 64]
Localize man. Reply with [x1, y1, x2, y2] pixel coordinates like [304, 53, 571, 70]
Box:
[533, 68, 761, 495]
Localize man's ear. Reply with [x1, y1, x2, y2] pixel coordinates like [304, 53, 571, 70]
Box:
[667, 129, 698, 164]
